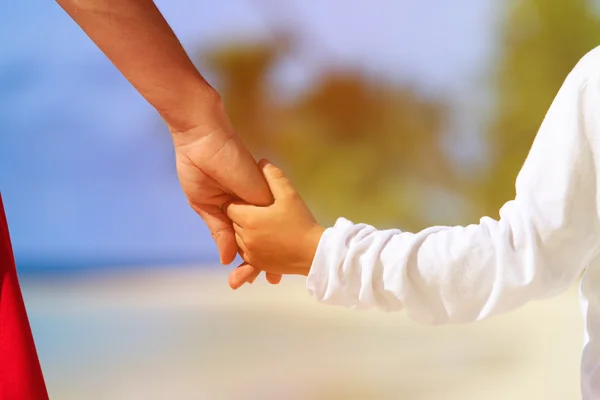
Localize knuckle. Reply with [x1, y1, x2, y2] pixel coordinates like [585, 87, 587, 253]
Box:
[232, 224, 243, 235]
[244, 235, 256, 250]
[244, 235, 261, 254]
[211, 226, 233, 239]
[287, 190, 301, 201]
[269, 168, 286, 180]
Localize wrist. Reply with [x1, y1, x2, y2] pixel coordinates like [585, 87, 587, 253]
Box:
[165, 85, 232, 145]
[300, 224, 325, 276]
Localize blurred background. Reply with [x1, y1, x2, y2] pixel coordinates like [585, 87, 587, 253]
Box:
[1, 0, 599, 398]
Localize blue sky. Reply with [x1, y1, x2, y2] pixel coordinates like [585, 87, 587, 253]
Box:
[0, 0, 497, 271]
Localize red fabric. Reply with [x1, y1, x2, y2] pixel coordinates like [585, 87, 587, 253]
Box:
[0, 195, 48, 400]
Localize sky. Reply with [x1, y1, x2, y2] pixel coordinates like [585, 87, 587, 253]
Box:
[0, 0, 498, 271]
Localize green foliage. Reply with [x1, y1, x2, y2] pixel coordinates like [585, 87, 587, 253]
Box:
[196, 0, 600, 229]
[479, 0, 600, 216]
[200, 42, 457, 230]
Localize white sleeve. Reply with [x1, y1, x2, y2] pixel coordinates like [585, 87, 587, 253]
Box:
[306, 47, 600, 325]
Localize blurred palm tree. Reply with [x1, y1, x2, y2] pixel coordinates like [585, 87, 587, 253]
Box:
[195, 0, 600, 230]
[200, 38, 456, 230]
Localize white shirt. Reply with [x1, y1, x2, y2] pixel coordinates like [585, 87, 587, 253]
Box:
[307, 45, 600, 399]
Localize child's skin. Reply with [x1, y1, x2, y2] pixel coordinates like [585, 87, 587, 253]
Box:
[225, 159, 325, 289]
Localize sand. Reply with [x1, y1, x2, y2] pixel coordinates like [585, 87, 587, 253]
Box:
[21, 266, 584, 399]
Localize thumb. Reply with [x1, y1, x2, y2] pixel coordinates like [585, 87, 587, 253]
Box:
[258, 159, 296, 200]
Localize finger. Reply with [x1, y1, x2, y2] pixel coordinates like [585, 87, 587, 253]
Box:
[236, 243, 259, 284]
[225, 201, 261, 228]
[192, 204, 237, 265]
[266, 273, 282, 285]
[235, 231, 249, 255]
[209, 134, 274, 207]
[257, 159, 297, 201]
[246, 268, 261, 284]
[228, 262, 260, 290]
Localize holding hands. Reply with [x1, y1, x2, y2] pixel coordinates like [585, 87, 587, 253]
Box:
[57, 0, 321, 290]
[225, 160, 325, 289]
[169, 103, 284, 289]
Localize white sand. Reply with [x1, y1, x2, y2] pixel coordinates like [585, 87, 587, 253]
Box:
[22, 266, 584, 400]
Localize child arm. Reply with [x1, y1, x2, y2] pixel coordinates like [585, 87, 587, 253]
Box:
[308, 48, 600, 324]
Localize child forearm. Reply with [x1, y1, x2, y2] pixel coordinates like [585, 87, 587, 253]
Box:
[308, 48, 600, 325]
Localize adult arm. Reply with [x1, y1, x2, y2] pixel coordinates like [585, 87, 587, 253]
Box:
[57, 0, 278, 286]
[56, 0, 215, 132]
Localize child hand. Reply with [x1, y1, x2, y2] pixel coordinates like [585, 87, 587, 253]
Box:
[225, 160, 325, 286]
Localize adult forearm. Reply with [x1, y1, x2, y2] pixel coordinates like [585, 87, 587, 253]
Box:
[57, 0, 219, 133]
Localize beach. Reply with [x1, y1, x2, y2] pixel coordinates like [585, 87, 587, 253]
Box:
[23, 266, 583, 399]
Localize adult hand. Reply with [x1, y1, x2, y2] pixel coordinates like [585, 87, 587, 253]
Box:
[171, 100, 283, 288]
